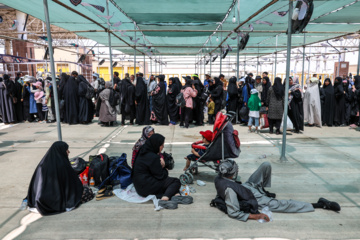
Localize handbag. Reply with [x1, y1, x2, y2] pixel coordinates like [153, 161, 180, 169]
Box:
[260, 106, 267, 114]
[239, 105, 249, 120]
[60, 99, 65, 110]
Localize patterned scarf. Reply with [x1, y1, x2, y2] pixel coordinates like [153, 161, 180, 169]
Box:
[132, 126, 155, 151]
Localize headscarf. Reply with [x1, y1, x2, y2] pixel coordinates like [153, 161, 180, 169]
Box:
[334, 77, 342, 87]
[248, 88, 261, 109]
[244, 76, 252, 96]
[184, 77, 193, 89]
[227, 76, 238, 96]
[173, 77, 182, 90]
[138, 133, 165, 156]
[27, 141, 83, 215]
[273, 77, 285, 100]
[132, 126, 155, 151]
[262, 76, 271, 100]
[218, 159, 238, 178]
[354, 75, 360, 90]
[323, 78, 334, 93]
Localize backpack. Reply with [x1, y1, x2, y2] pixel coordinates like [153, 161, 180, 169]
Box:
[98, 153, 132, 189]
[163, 152, 175, 170]
[176, 92, 186, 107]
[210, 195, 228, 214]
[98, 78, 105, 91]
[70, 157, 87, 175]
[210, 194, 253, 214]
[108, 89, 120, 107]
[88, 154, 109, 187]
[85, 84, 95, 100]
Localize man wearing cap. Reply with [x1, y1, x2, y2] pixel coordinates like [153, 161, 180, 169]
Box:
[214, 160, 341, 222]
[219, 74, 227, 90]
[183, 130, 212, 171]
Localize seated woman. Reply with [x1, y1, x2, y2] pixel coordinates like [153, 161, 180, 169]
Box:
[132, 133, 193, 209]
[131, 126, 155, 167]
[27, 141, 94, 216]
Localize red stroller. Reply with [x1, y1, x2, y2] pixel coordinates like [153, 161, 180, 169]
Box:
[179, 111, 241, 185]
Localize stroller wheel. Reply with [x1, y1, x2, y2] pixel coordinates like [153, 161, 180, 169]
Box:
[179, 174, 190, 185]
[186, 172, 194, 184]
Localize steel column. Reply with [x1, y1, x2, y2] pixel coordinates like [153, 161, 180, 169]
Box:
[236, 36, 240, 80]
[134, 25, 136, 77]
[274, 35, 278, 80]
[357, 39, 360, 75]
[43, 0, 62, 141]
[280, 0, 293, 162]
[106, 0, 114, 85]
[301, 33, 306, 88]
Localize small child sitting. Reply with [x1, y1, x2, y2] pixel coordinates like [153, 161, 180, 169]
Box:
[184, 130, 213, 171]
[207, 97, 215, 124]
[248, 88, 262, 133]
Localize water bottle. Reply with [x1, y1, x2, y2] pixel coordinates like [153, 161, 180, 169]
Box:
[89, 177, 95, 186]
[20, 199, 28, 211]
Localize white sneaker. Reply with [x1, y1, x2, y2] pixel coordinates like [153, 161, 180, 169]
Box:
[248, 129, 252, 133]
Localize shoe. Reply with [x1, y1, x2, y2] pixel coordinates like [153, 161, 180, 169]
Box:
[158, 200, 178, 209]
[171, 195, 193, 204]
[248, 129, 252, 133]
[256, 130, 259, 134]
[318, 198, 341, 212]
[96, 190, 114, 201]
[98, 185, 112, 195]
[276, 129, 281, 135]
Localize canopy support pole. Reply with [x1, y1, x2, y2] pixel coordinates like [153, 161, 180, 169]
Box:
[220, 25, 223, 75]
[134, 24, 136, 77]
[204, 51, 206, 78]
[308, 47, 311, 79]
[106, 0, 114, 85]
[43, 0, 62, 141]
[236, 36, 240, 80]
[357, 39, 360, 75]
[301, 33, 306, 88]
[280, 0, 293, 162]
[150, 58, 152, 76]
[337, 53, 341, 76]
[274, 35, 278, 80]
[143, 54, 146, 77]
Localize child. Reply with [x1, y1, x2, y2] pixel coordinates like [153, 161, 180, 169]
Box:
[31, 82, 44, 123]
[248, 88, 261, 133]
[207, 97, 215, 124]
[184, 130, 212, 171]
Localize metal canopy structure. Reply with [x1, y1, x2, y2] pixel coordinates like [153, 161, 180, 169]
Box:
[1, 0, 360, 57]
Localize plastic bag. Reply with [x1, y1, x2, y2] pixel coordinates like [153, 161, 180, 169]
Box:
[258, 206, 273, 223]
[196, 180, 206, 186]
[113, 184, 162, 211]
[280, 115, 294, 130]
[180, 185, 190, 196]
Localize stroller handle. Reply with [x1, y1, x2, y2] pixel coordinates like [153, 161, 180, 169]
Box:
[192, 140, 207, 150]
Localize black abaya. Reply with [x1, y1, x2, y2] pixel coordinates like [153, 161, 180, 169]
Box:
[121, 78, 136, 124]
[211, 78, 224, 116]
[321, 80, 335, 126]
[227, 77, 238, 113]
[334, 78, 345, 125]
[167, 78, 180, 123]
[288, 86, 304, 132]
[78, 76, 93, 123]
[192, 77, 204, 125]
[63, 76, 79, 124]
[27, 141, 83, 216]
[135, 77, 151, 125]
[152, 77, 169, 125]
[22, 83, 31, 121]
[13, 79, 24, 122]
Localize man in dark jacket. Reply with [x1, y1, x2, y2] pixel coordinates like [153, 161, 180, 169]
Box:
[214, 159, 340, 222]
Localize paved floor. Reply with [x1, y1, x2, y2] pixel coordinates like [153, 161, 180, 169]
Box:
[0, 119, 359, 239]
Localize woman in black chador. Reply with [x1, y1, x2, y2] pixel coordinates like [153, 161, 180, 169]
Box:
[321, 78, 335, 127]
[167, 77, 180, 125]
[135, 76, 151, 125]
[26, 141, 93, 215]
[150, 75, 169, 125]
[333, 77, 345, 126]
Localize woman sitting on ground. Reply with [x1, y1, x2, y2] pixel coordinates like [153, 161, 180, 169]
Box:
[132, 133, 193, 209]
[131, 126, 155, 167]
[26, 141, 94, 216]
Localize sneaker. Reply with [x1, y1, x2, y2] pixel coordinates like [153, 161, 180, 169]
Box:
[158, 200, 178, 209]
[96, 190, 114, 201]
[256, 130, 259, 134]
[318, 198, 341, 212]
[171, 195, 193, 204]
[248, 129, 252, 133]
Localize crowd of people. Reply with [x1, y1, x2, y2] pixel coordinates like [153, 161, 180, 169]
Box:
[1, 70, 360, 133]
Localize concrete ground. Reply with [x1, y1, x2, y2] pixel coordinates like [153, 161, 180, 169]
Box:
[0, 118, 359, 239]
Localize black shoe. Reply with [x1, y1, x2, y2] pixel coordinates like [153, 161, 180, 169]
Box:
[96, 190, 114, 201]
[318, 198, 341, 212]
[171, 195, 193, 204]
[276, 129, 281, 135]
[158, 200, 178, 209]
[269, 130, 274, 134]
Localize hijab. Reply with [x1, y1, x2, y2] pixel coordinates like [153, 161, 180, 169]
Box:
[27, 141, 83, 216]
[334, 77, 342, 87]
[132, 126, 154, 151]
[173, 77, 182, 90]
[138, 133, 165, 156]
[354, 75, 360, 90]
[323, 78, 334, 94]
[262, 77, 271, 98]
[227, 76, 238, 96]
[273, 77, 285, 100]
